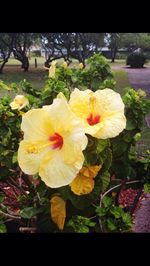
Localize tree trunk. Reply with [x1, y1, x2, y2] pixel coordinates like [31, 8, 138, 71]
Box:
[0, 59, 8, 74]
[44, 60, 50, 68]
[111, 47, 117, 63]
[22, 56, 29, 72]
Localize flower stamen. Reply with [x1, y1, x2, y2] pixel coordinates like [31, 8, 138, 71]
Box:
[87, 113, 100, 126]
[49, 132, 63, 150]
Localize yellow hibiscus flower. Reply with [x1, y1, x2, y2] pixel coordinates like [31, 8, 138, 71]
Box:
[79, 62, 84, 69]
[62, 61, 68, 69]
[10, 95, 29, 110]
[49, 60, 57, 78]
[17, 97, 88, 188]
[70, 165, 102, 195]
[69, 88, 126, 139]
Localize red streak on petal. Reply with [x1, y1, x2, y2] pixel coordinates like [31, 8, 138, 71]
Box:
[87, 113, 100, 126]
[49, 132, 63, 150]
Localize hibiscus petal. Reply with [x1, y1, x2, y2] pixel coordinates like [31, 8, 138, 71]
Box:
[70, 165, 101, 196]
[17, 140, 52, 175]
[80, 165, 102, 178]
[50, 195, 66, 230]
[94, 89, 125, 114]
[70, 174, 94, 196]
[94, 113, 126, 139]
[69, 88, 93, 120]
[21, 108, 54, 141]
[39, 152, 84, 188]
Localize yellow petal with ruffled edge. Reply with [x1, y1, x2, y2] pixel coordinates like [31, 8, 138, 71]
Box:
[70, 165, 101, 196]
[69, 88, 126, 139]
[50, 195, 66, 230]
[80, 165, 102, 178]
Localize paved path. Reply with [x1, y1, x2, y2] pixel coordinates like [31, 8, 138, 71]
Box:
[133, 194, 150, 232]
[112, 65, 150, 98]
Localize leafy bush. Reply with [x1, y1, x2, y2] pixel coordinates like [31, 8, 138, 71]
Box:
[96, 196, 132, 232]
[126, 53, 147, 68]
[0, 96, 22, 180]
[110, 87, 150, 180]
[0, 54, 150, 233]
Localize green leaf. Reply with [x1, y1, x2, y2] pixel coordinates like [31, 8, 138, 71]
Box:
[121, 213, 132, 226]
[103, 148, 112, 170]
[88, 222, 96, 227]
[0, 223, 7, 233]
[96, 207, 107, 217]
[71, 76, 78, 83]
[126, 119, 137, 130]
[0, 193, 5, 203]
[84, 151, 98, 165]
[123, 130, 135, 143]
[107, 219, 117, 231]
[0, 80, 12, 91]
[78, 225, 89, 233]
[12, 152, 18, 164]
[133, 133, 141, 142]
[59, 185, 92, 210]
[112, 161, 136, 179]
[112, 140, 129, 157]
[144, 183, 150, 193]
[20, 207, 42, 219]
[110, 206, 124, 218]
[96, 139, 109, 154]
[102, 196, 112, 208]
[101, 172, 110, 192]
[91, 78, 101, 91]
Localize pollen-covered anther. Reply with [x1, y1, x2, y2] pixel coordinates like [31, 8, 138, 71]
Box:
[49, 132, 63, 150]
[89, 96, 96, 104]
[27, 145, 38, 154]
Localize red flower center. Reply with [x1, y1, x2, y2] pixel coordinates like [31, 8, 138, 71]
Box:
[49, 132, 63, 150]
[87, 113, 100, 126]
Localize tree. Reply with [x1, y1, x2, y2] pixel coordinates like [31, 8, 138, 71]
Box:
[41, 33, 72, 67]
[12, 33, 40, 72]
[120, 33, 150, 52]
[106, 33, 121, 63]
[0, 33, 14, 74]
[69, 33, 105, 66]
[41, 33, 105, 67]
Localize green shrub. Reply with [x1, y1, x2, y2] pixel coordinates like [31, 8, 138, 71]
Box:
[126, 53, 147, 68]
[0, 54, 150, 233]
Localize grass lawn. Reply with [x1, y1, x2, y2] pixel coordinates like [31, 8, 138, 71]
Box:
[0, 67, 46, 99]
[0, 57, 81, 94]
[0, 67, 46, 89]
[113, 70, 131, 96]
[7, 57, 45, 66]
[108, 59, 126, 66]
